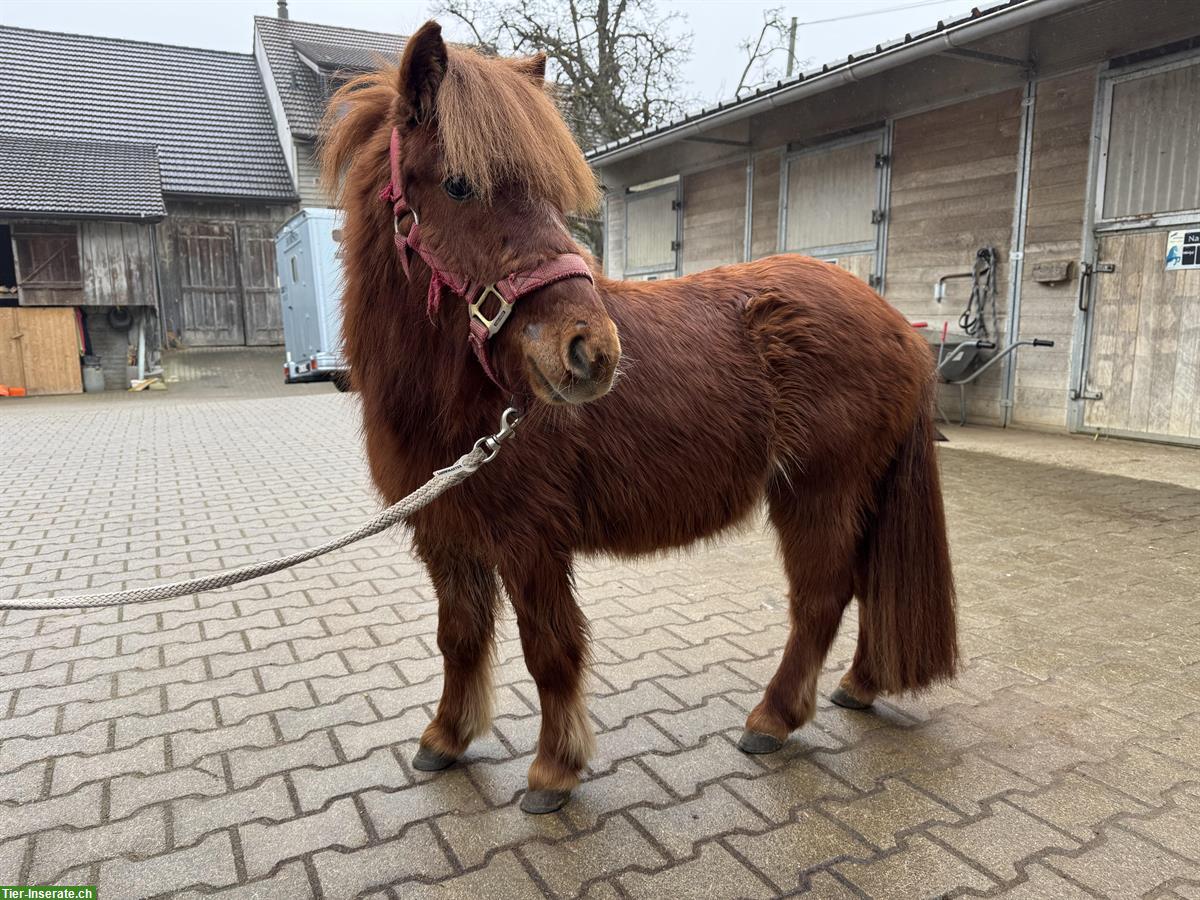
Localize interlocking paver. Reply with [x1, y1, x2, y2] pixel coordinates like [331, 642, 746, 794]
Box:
[98, 829, 239, 896]
[291, 747, 410, 812]
[175, 861, 314, 900]
[3, 356, 1200, 897]
[523, 814, 667, 897]
[1048, 824, 1200, 896]
[28, 806, 167, 883]
[623, 843, 779, 898]
[172, 775, 295, 845]
[51, 740, 167, 796]
[240, 796, 369, 878]
[172, 715, 276, 766]
[227, 731, 338, 789]
[111, 758, 227, 819]
[0, 782, 103, 843]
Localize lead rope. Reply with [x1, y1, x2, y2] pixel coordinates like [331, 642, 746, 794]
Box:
[1, 409, 522, 611]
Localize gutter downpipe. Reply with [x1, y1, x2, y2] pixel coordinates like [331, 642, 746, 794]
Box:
[587, 0, 1092, 167]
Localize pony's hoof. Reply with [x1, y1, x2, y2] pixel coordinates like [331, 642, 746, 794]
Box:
[520, 789, 571, 815]
[737, 729, 784, 754]
[412, 744, 457, 771]
[830, 687, 873, 710]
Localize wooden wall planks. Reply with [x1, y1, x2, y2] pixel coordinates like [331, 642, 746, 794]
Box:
[681, 161, 746, 275]
[0, 307, 81, 394]
[884, 88, 1023, 425]
[1012, 70, 1096, 429]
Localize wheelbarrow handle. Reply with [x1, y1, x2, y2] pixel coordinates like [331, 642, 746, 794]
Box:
[1032, 338, 1055, 347]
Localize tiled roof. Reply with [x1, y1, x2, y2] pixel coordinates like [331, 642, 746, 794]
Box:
[0, 135, 166, 219]
[0, 25, 296, 201]
[255, 16, 408, 140]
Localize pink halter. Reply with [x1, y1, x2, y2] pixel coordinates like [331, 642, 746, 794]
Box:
[378, 127, 594, 394]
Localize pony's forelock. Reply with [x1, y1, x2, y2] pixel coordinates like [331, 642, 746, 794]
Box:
[320, 49, 599, 215]
[436, 48, 599, 213]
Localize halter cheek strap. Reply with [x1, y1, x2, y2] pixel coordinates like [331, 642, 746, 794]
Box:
[378, 127, 594, 394]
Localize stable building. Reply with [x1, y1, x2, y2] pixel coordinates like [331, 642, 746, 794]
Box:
[590, 0, 1200, 446]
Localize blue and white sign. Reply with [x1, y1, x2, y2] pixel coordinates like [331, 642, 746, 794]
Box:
[1165, 230, 1200, 270]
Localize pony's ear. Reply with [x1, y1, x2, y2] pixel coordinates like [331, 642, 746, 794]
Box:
[514, 53, 547, 83]
[398, 20, 448, 123]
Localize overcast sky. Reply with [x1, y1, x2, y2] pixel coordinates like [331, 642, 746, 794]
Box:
[1, 0, 978, 106]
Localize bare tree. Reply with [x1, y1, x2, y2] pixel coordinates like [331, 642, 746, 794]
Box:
[435, 0, 694, 150]
[734, 8, 803, 98]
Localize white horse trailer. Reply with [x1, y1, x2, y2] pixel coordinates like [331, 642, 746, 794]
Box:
[276, 208, 348, 387]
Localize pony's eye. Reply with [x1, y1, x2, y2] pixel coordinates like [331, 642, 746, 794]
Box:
[442, 176, 473, 202]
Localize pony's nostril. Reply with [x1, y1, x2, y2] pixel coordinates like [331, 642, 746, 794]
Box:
[567, 335, 592, 380]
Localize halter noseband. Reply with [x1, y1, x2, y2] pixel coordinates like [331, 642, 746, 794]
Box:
[377, 127, 594, 394]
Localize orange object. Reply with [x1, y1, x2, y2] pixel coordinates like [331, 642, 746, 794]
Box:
[9, 387, 26, 397]
[0, 385, 9, 396]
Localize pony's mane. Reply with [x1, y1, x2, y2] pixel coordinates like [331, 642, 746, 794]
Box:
[321, 47, 599, 214]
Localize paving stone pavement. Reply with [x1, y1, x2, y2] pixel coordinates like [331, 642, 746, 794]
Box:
[1, 380, 1199, 899]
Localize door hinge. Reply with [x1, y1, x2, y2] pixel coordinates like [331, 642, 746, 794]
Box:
[670, 199, 682, 211]
[868, 274, 882, 289]
[871, 209, 886, 225]
[874, 153, 890, 168]
[1094, 262, 1116, 274]
[670, 240, 681, 252]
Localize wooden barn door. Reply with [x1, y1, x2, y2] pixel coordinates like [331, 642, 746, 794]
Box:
[1081, 231, 1200, 440]
[237, 223, 283, 346]
[178, 221, 244, 346]
[1076, 54, 1200, 444]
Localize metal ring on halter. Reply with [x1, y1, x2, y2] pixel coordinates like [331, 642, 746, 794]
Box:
[393, 207, 419, 233]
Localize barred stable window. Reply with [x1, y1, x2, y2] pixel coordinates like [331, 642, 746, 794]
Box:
[783, 136, 879, 254]
[1101, 57, 1200, 221]
[624, 181, 678, 277]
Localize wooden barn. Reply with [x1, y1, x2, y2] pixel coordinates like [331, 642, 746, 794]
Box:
[591, 0, 1200, 446]
[0, 24, 298, 391]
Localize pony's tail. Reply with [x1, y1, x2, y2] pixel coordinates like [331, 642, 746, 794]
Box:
[857, 388, 959, 693]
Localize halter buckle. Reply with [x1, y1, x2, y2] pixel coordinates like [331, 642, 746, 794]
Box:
[468, 284, 514, 338]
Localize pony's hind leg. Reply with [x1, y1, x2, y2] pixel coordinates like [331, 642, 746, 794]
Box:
[741, 485, 857, 752]
[499, 550, 594, 814]
[413, 542, 501, 771]
[830, 617, 880, 710]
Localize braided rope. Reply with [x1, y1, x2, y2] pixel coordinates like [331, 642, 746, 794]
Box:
[3, 441, 495, 611]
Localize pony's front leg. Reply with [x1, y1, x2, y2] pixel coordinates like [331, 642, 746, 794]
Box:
[500, 550, 594, 814]
[412, 542, 500, 771]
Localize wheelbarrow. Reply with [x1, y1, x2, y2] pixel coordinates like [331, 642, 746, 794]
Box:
[934, 336, 1055, 425]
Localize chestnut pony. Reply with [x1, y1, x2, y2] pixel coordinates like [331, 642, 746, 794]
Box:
[324, 21, 958, 814]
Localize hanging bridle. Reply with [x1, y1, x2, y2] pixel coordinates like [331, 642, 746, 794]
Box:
[378, 127, 594, 394]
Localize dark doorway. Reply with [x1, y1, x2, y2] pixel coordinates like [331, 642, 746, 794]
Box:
[0, 225, 17, 307]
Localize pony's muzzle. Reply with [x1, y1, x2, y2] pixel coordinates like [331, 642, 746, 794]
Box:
[517, 278, 621, 405]
[558, 317, 619, 401]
